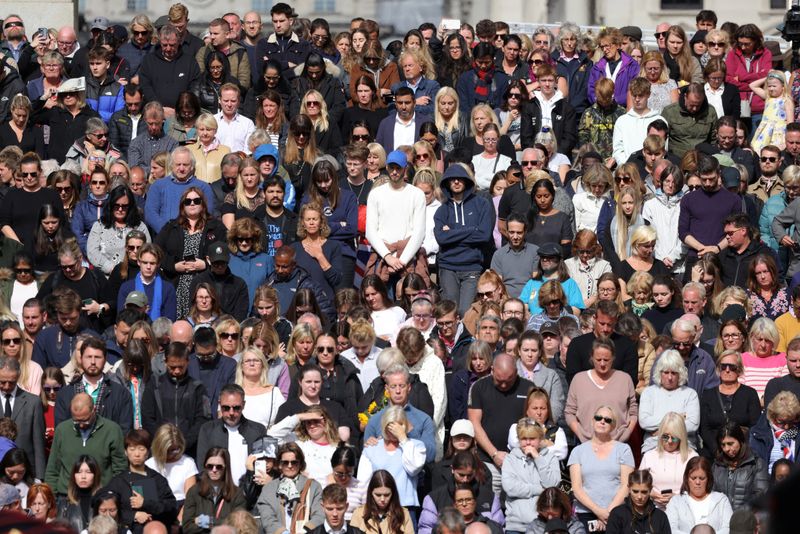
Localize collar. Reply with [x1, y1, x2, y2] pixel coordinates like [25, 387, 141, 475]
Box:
[324, 521, 346, 534]
[2, 387, 17, 399]
[215, 111, 240, 123]
[395, 112, 415, 126]
[82, 375, 103, 389]
[267, 32, 300, 44]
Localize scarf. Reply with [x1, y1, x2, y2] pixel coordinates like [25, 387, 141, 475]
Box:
[775, 427, 798, 460]
[135, 274, 163, 321]
[662, 52, 681, 82]
[631, 301, 654, 317]
[75, 378, 109, 417]
[278, 477, 300, 514]
[474, 65, 494, 99]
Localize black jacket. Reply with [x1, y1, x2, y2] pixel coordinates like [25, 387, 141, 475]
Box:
[189, 267, 250, 322]
[719, 238, 775, 288]
[154, 218, 229, 282]
[699, 383, 761, 458]
[108, 109, 147, 159]
[54, 374, 134, 435]
[288, 356, 363, 420]
[255, 33, 311, 80]
[566, 332, 639, 386]
[358, 373, 434, 420]
[289, 72, 346, 127]
[105, 467, 178, 533]
[712, 452, 769, 510]
[196, 416, 266, 467]
[0, 65, 25, 123]
[430, 323, 474, 372]
[520, 96, 577, 155]
[138, 46, 201, 109]
[31, 104, 99, 164]
[606, 498, 671, 534]
[141, 372, 211, 455]
[447, 369, 481, 424]
[553, 51, 593, 117]
[266, 266, 336, 325]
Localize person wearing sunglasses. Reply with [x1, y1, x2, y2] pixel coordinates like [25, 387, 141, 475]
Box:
[183, 446, 247, 533]
[87, 185, 150, 276]
[567, 405, 635, 531]
[640, 412, 698, 510]
[751, 388, 800, 472]
[227, 217, 271, 307]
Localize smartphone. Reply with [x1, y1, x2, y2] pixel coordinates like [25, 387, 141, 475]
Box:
[441, 18, 460, 31]
[37, 28, 48, 40]
[182, 254, 196, 262]
[82, 299, 93, 306]
[661, 488, 672, 494]
[254, 458, 267, 473]
[132, 484, 143, 496]
[587, 520, 599, 532]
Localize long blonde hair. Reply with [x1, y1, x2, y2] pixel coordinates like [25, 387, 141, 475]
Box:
[666, 26, 696, 84]
[614, 186, 644, 260]
[434, 86, 461, 134]
[656, 411, 692, 461]
[300, 89, 329, 133]
[234, 157, 262, 210]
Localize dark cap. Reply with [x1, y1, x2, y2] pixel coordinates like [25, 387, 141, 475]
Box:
[721, 166, 741, 189]
[208, 242, 229, 263]
[538, 242, 562, 258]
[620, 26, 642, 42]
[544, 518, 569, 534]
[720, 303, 747, 323]
[540, 321, 560, 336]
[690, 30, 708, 46]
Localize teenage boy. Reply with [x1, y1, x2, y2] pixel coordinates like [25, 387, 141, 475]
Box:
[612, 78, 664, 165]
[85, 47, 125, 123]
[307, 485, 364, 534]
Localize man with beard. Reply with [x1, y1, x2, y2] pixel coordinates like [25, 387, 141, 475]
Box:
[127, 102, 178, 170]
[263, 176, 298, 257]
[749, 145, 784, 202]
[211, 153, 242, 215]
[241, 12, 264, 88]
[490, 214, 540, 298]
[0, 15, 30, 63]
[266, 246, 334, 324]
[108, 85, 146, 159]
[375, 88, 432, 152]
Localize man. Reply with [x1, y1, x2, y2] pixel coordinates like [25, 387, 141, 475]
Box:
[476, 315, 502, 354]
[214, 84, 255, 153]
[222, 12, 243, 41]
[764, 336, 800, 407]
[263, 176, 298, 257]
[108, 84, 146, 158]
[144, 146, 215, 233]
[780, 122, 800, 172]
[254, 143, 296, 209]
[565, 300, 639, 385]
[127, 101, 178, 170]
[266, 246, 335, 325]
[365, 150, 427, 291]
[654, 22, 671, 52]
[434, 165, 493, 316]
[138, 24, 201, 118]
[389, 51, 441, 117]
[142, 341, 211, 456]
[661, 83, 718, 158]
[189, 242, 249, 321]
[32, 290, 98, 368]
[340, 145, 372, 234]
[168, 2, 204, 59]
[242, 12, 263, 87]
[45, 393, 126, 495]
[612, 78, 664, 165]
[0, 15, 29, 63]
[56, 26, 80, 75]
[84, 47, 125, 124]
[0, 357, 45, 479]
[521, 63, 577, 155]
[363, 364, 436, 462]
[776, 286, 800, 352]
[196, 384, 266, 482]
[468, 353, 534, 493]
[188, 327, 237, 417]
[657, 319, 719, 395]
[679, 155, 742, 274]
[491, 214, 539, 298]
[626, 121, 681, 179]
[255, 2, 310, 79]
[620, 26, 642, 54]
[21, 298, 45, 356]
[306, 485, 361, 534]
[660, 283, 720, 346]
[430, 300, 473, 372]
[54, 337, 133, 434]
[375, 88, 432, 152]
[211, 153, 243, 215]
[196, 19, 251, 90]
[705, 116, 756, 181]
[719, 213, 774, 287]
[104, 308, 148, 362]
[749, 145, 784, 202]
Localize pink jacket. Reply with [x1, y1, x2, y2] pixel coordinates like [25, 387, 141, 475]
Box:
[725, 46, 772, 115]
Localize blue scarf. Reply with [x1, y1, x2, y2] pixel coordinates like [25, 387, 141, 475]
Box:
[135, 274, 163, 321]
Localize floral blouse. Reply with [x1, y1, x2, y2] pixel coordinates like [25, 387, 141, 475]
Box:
[748, 287, 790, 321]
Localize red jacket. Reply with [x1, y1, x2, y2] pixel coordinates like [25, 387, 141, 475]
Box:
[725, 46, 772, 115]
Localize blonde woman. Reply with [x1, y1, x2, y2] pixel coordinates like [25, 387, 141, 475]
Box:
[412, 140, 440, 176]
[300, 89, 342, 156]
[464, 104, 516, 160]
[214, 317, 242, 359]
[618, 225, 669, 299]
[0, 323, 42, 394]
[634, 51, 679, 113]
[286, 322, 317, 371]
[602, 185, 645, 271]
[237, 347, 285, 430]
[712, 286, 751, 318]
[639, 412, 698, 510]
[221, 157, 264, 229]
[145, 423, 198, 513]
[187, 113, 231, 183]
[434, 87, 468, 153]
[366, 142, 387, 182]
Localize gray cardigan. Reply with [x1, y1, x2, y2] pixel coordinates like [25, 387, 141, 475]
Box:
[665, 491, 732, 534]
[515, 360, 565, 423]
[87, 221, 151, 275]
[257, 474, 325, 534]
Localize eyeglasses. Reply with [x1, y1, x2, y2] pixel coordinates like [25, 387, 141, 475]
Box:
[412, 313, 432, 320]
[132, 30, 150, 36]
[719, 362, 739, 372]
[437, 320, 455, 328]
[183, 197, 202, 206]
[220, 405, 243, 412]
[521, 160, 540, 166]
[415, 153, 431, 160]
[593, 415, 613, 424]
[724, 228, 744, 236]
[20, 172, 38, 178]
[1, 337, 21, 346]
[483, 138, 498, 144]
[280, 460, 299, 466]
[126, 245, 141, 252]
[317, 346, 336, 353]
[91, 132, 108, 138]
[220, 332, 239, 340]
[722, 333, 741, 339]
[243, 359, 262, 365]
[60, 260, 79, 271]
[333, 470, 353, 479]
[205, 463, 225, 471]
[455, 498, 476, 505]
[476, 290, 495, 298]
[708, 41, 726, 47]
[113, 203, 130, 211]
[508, 93, 521, 100]
[660, 434, 680, 443]
[544, 300, 561, 306]
[352, 134, 370, 141]
[760, 156, 778, 163]
[237, 237, 254, 243]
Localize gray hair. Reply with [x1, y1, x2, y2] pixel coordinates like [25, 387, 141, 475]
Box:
[376, 348, 405, 373]
[749, 317, 780, 346]
[87, 515, 118, 534]
[682, 281, 706, 300]
[559, 22, 582, 42]
[783, 165, 800, 187]
[159, 23, 179, 40]
[382, 363, 411, 383]
[380, 404, 409, 438]
[652, 349, 689, 387]
[671, 318, 697, 338]
[533, 27, 555, 47]
[85, 117, 107, 136]
[436, 508, 467, 534]
[143, 101, 164, 119]
[168, 146, 195, 172]
[152, 317, 173, 339]
[478, 315, 501, 329]
[0, 356, 20, 375]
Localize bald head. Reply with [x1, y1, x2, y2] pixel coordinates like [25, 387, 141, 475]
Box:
[465, 523, 492, 534]
[492, 353, 518, 391]
[143, 521, 169, 534]
[71, 393, 93, 414]
[689, 526, 716, 534]
[71, 393, 95, 430]
[171, 320, 193, 344]
[57, 27, 78, 55]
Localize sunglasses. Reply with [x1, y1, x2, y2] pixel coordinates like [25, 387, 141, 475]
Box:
[476, 290, 495, 298]
[352, 134, 370, 141]
[718, 362, 739, 372]
[220, 332, 239, 340]
[305, 101, 321, 107]
[90, 180, 107, 186]
[660, 434, 680, 443]
[113, 203, 130, 211]
[220, 405, 243, 412]
[55, 186, 72, 193]
[760, 156, 778, 163]
[183, 197, 202, 206]
[132, 30, 150, 36]
[15, 268, 32, 275]
[43, 386, 61, 393]
[530, 59, 544, 65]
[20, 172, 38, 178]
[237, 237, 254, 243]
[205, 463, 225, 471]
[4, 22, 23, 29]
[1, 338, 21, 346]
[508, 93, 522, 99]
[91, 132, 109, 138]
[615, 175, 632, 183]
[708, 41, 726, 47]
[593, 415, 613, 424]
[280, 460, 299, 466]
[127, 245, 141, 252]
[687, 184, 701, 191]
[654, 31, 668, 39]
[521, 160, 540, 166]
[317, 346, 335, 353]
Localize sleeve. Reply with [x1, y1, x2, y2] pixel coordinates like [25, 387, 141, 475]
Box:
[144, 472, 178, 517]
[44, 426, 61, 487]
[31, 399, 47, 480]
[605, 506, 626, 534]
[328, 78, 347, 126]
[128, 137, 143, 169]
[140, 382, 159, 437]
[400, 439, 427, 476]
[427, 359, 447, 429]
[559, 103, 577, 155]
[323, 242, 343, 289]
[545, 371, 565, 424]
[666, 497, 690, 534]
[87, 224, 112, 274]
[417, 495, 438, 534]
[181, 489, 203, 534]
[500, 455, 532, 498]
[551, 428, 569, 461]
[110, 426, 129, 476]
[398, 191, 427, 265]
[577, 109, 592, 148]
[355, 453, 374, 486]
[456, 73, 471, 116]
[519, 106, 534, 149]
[365, 190, 390, 259]
[612, 116, 627, 164]
[684, 389, 701, 434]
[678, 196, 692, 243]
[638, 388, 660, 432]
[267, 414, 300, 443]
[145, 184, 167, 234]
[563, 381, 580, 435]
[257, 485, 282, 534]
[195, 421, 212, 467]
[70, 205, 89, 254]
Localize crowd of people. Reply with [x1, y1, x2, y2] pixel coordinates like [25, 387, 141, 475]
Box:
[0, 3, 798, 534]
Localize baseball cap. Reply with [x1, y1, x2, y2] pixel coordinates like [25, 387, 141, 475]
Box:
[208, 242, 229, 263]
[538, 242, 562, 258]
[91, 17, 110, 31]
[721, 166, 741, 189]
[253, 144, 276, 161]
[125, 291, 148, 308]
[450, 419, 475, 438]
[386, 150, 408, 169]
[539, 321, 560, 336]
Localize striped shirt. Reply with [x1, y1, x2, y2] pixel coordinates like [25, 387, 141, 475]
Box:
[741, 352, 788, 400]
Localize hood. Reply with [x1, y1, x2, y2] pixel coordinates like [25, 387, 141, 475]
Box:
[254, 143, 281, 177]
[293, 58, 341, 78]
[534, 88, 564, 107]
[440, 165, 476, 201]
[625, 107, 661, 119]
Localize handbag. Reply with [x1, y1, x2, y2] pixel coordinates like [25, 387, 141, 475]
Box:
[290, 479, 313, 534]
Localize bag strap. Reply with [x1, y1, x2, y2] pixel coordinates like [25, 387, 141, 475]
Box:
[290, 479, 314, 533]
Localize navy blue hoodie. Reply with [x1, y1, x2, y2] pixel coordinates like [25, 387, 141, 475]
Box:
[433, 166, 494, 271]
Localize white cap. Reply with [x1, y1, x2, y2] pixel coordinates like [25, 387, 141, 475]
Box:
[450, 419, 474, 438]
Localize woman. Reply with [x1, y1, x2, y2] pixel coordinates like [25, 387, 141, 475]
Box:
[573, 166, 612, 233]
[639, 350, 700, 452]
[187, 283, 221, 327]
[636, 51, 678, 113]
[747, 253, 789, 321]
[117, 243, 177, 322]
[527, 281, 580, 335]
[361, 275, 406, 341]
[726, 24, 772, 126]
[568, 406, 636, 530]
[28, 482, 57, 522]
[704, 58, 740, 119]
[149, 152, 168, 181]
[602, 185, 646, 274]
[666, 457, 733, 534]
[437, 33, 471, 89]
[32, 203, 74, 274]
[144, 423, 198, 510]
[642, 162, 686, 274]
[48, 170, 80, 223]
[343, 76, 388, 137]
[324, 446, 365, 521]
[215, 318, 241, 359]
[71, 167, 110, 256]
[741, 318, 787, 401]
[617, 226, 669, 298]
[699, 350, 761, 459]
[449, 483, 503, 534]
[664, 26, 703, 86]
[701, 29, 731, 68]
[0, 94, 45, 154]
[507, 386, 569, 459]
[56, 455, 102, 533]
[187, 113, 231, 183]
[525, 487, 585, 534]
[308, 18, 338, 63]
[221, 157, 266, 229]
[182, 447, 246, 533]
[155, 187, 226, 319]
[641, 275, 684, 335]
[471, 123, 511, 190]
[254, 89, 289, 150]
[350, 470, 414, 534]
[714, 319, 749, 358]
[300, 90, 342, 158]
[26, 49, 65, 102]
[307, 332, 362, 418]
[413, 138, 442, 176]
[525, 179, 572, 250]
[430, 419, 490, 487]
[496, 81, 528, 157]
[195, 51, 240, 114]
[640, 412, 699, 510]
[447, 341, 492, 423]
[606, 470, 671, 534]
[257, 443, 325, 534]
[282, 115, 320, 199]
[40, 367, 64, 453]
[462, 104, 516, 160]
[251, 285, 293, 349]
[502, 418, 561, 534]
[565, 230, 612, 308]
[520, 244, 584, 316]
[348, 40, 400, 107]
[303, 159, 357, 287]
[434, 87, 469, 154]
[105, 428, 177, 529]
[750, 391, 800, 472]
[167, 92, 201, 143]
[292, 202, 343, 301]
[113, 339, 152, 430]
[31, 77, 99, 164]
[286, 324, 317, 373]
[712, 421, 769, 510]
[564, 339, 638, 443]
[0, 448, 34, 507]
[87, 185, 150, 275]
[244, 58, 291, 118]
[357, 406, 426, 510]
[366, 143, 387, 182]
[227, 218, 270, 306]
[588, 28, 639, 106]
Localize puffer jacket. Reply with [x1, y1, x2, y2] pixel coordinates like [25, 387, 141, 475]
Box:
[85, 73, 125, 123]
[760, 191, 790, 250]
[196, 41, 252, 90]
[289, 63, 347, 126]
[501, 446, 561, 532]
[229, 250, 273, 305]
[71, 193, 108, 255]
[606, 498, 671, 534]
[87, 221, 151, 274]
[554, 51, 593, 116]
[419, 477, 503, 534]
[725, 46, 772, 115]
[712, 452, 769, 510]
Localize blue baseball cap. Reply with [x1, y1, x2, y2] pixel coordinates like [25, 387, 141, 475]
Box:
[386, 150, 408, 169]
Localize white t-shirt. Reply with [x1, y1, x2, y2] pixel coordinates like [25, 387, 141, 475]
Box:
[227, 425, 249, 485]
[244, 388, 285, 430]
[371, 307, 407, 340]
[11, 280, 38, 325]
[144, 455, 198, 501]
[687, 494, 713, 524]
[471, 153, 511, 190]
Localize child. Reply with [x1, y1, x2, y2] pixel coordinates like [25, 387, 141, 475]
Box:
[308, 484, 364, 534]
[85, 47, 125, 123]
[750, 70, 794, 153]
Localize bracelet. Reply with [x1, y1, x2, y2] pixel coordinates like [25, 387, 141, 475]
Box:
[491, 451, 498, 459]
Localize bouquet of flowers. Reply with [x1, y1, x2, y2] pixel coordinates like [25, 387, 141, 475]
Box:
[357, 389, 390, 429]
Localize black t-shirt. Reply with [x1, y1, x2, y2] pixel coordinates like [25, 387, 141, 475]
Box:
[0, 187, 62, 256]
[468, 375, 534, 461]
[274, 397, 350, 430]
[497, 184, 530, 222]
[264, 212, 293, 257]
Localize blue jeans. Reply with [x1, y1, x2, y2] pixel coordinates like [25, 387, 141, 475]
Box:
[438, 269, 479, 317]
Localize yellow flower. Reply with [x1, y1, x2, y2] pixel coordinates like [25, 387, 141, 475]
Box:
[368, 401, 377, 413]
[357, 413, 368, 426]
